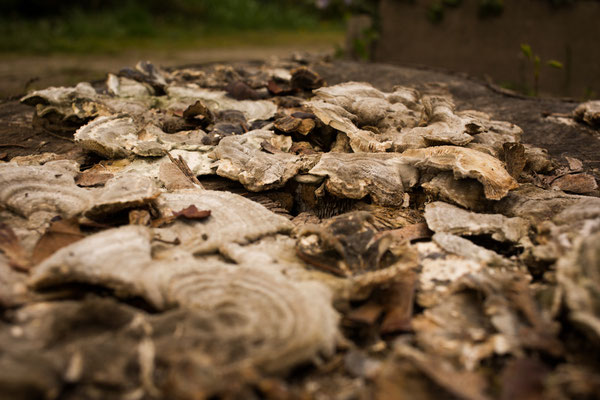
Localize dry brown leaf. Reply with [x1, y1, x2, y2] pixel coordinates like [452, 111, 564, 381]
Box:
[166, 151, 204, 188]
[173, 205, 211, 220]
[31, 218, 85, 265]
[158, 160, 197, 190]
[382, 223, 432, 244]
[267, 80, 286, 95]
[380, 272, 417, 334]
[503, 142, 526, 178]
[290, 67, 324, 91]
[182, 100, 214, 125]
[394, 343, 492, 400]
[75, 171, 114, 187]
[226, 81, 260, 100]
[152, 205, 211, 228]
[346, 301, 384, 325]
[565, 156, 583, 172]
[551, 173, 598, 194]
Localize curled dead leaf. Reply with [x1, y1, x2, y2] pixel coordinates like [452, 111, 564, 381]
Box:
[31, 217, 85, 265]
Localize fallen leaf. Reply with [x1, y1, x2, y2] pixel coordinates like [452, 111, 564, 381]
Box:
[394, 343, 492, 400]
[380, 272, 417, 334]
[166, 151, 204, 188]
[75, 171, 114, 187]
[226, 81, 259, 100]
[151, 205, 211, 228]
[172, 205, 211, 220]
[565, 156, 583, 172]
[32, 218, 85, 265]
[182, 100, 214, 125]
[381, 223, 432, 244]
[503, 142, 526, 178]
[159, 160, 197, 190]
[346, 301, 385, 325]
[0, 222, 30, 271]
[267, 80, 283, 94]
[551, 173, 598, 194]
[290, 67, 325, 91]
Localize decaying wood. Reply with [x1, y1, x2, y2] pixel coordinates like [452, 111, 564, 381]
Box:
[29, 225, 339, 382]
[558, 230, 600, 343]
[3, 57, 600, 400]
[431, 232, 511, 267]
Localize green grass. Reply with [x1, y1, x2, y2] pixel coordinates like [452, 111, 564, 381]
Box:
[0, 1, 344, 54]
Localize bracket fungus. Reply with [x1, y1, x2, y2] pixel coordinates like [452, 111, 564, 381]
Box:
[308, 153, 418, 206]
[86, 174, 160, 219]
[212, 130, 311, 191]
[4, 57, 600, 399]
[404, 96, 482, 146]
[558, 230, 600, 343]
[75, 115, 142, 158]
[29, 225, 339, 381]
[153, 189, 293, 254]
[0, 161, 93, 220]
[401, 146, 519, 200]
[424, 201, 530, 243]
[166, 85, 277, 122]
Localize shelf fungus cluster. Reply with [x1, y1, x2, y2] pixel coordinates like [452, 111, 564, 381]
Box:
[1, 58, 599, 400]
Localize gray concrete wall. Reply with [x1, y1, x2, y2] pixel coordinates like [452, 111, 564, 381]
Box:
[374, 0, 600, 98]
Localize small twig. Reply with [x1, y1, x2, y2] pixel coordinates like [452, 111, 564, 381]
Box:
[166, 151, 204, 189]
[153, 237, 181, 245]
[0, 143, 28, 148]
[542, 112, 572, 118]
[42, 128, 75, 142]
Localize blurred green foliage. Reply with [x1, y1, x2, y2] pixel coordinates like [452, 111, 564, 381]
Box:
[0, 0, 343, 53]
[520, 43, 564, 96]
